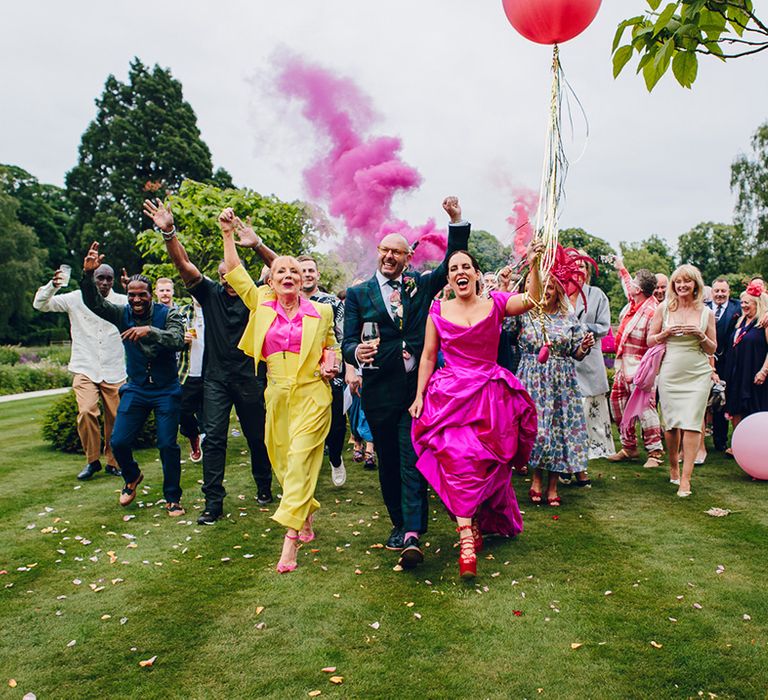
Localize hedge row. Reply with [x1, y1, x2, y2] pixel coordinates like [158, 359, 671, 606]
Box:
[41, 390, 156, 453]
[0, 362, 71, 396]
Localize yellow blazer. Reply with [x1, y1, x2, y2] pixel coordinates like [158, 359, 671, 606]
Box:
[225, 265, 338, 387]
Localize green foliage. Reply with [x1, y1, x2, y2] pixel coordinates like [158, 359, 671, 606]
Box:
[314, 251, 350, 295]
[613, 1, 766, 91]
[468, 229, 511, 273]
[732, 121, 768, 246]
[0, 164, 72, 269]
[0, 362, 71, 396]
[65, 58, 228, 273]
[676, 221, 747, 283]
[137, 179, 317, 282]
[620, 234, 676, 276]
[41, 389, 156, 453]
[0, 345, 21, 366]
[0, 192, 47, 343]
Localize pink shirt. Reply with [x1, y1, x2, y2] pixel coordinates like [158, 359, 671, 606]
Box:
[262, 297, 320, 357]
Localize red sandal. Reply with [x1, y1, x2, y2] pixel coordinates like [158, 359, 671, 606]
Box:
[456, 525, 477, 579]
[547, 495, 561, 507]
[471, 521, 483, 553]
[529, 488, 543, 504]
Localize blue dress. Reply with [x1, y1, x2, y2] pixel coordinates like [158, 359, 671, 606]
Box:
[724, 320, 768, 417]
[516, 311, 588, 474]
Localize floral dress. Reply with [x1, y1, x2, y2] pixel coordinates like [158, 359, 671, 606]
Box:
[516, 311, 589, 474]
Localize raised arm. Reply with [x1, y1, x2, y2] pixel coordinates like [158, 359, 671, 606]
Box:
[427, 196, 471, 297]
[33, 268, 72, 313]
[219, 209, 262, 310]
[408, 316, 439, 419]
[143, 199, 202, 287]
[232, 215, 277, 268]
[505, 240, 544, 316]
[614, 256, 633, 302]
[80, 242, 123, 328]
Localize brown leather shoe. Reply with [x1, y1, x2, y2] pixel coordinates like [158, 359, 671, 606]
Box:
[119, 473, 144, 506]
[606, 448, 640, 463]
[165, 502, 185, 517]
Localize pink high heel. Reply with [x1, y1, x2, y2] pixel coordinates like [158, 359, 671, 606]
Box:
[276, 533, 299, 573]
[298, 513, 315, 543]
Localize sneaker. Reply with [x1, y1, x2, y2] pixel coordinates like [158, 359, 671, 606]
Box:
[399, 536, 424, 570]
[189, 435, 202, 463]
[77, 460, 102, 481]
[104, 464, 122, 477]
[166, 502, 186, 517]
[385, 526, 404, 551]
[256, 488, 273, 506]
[119, 473, 144, 507]
[331, 458, 347, 487]
[197, 509, 222, 525]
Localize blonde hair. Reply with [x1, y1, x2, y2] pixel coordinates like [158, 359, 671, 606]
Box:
[543, 278, 571, 315]
[738, 290, 768, 326]
[667, 264, 705, 312]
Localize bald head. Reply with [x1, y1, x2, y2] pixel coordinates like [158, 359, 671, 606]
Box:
[93, 264, 115, 298]
[654, 273, 668, 303]
[377, 233, 412, 279]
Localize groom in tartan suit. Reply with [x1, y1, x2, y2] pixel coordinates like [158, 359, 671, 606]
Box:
[342, 197, 471, 569]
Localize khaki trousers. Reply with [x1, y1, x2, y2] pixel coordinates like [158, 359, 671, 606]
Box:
[72, 374, 123, 465]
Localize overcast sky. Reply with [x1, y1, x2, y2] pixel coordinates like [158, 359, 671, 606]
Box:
[2, 1, 767, 254]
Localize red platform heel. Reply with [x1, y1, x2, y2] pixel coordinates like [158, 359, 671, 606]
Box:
[456, 525, 477, 579]
[471, 521, 483, 553]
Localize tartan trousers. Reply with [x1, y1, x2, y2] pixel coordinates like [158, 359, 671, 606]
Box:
[609, 368, 663, 453]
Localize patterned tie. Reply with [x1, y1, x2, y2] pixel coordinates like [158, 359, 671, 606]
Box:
[716, 304, 724, 321]
[387, 279, 403, 329]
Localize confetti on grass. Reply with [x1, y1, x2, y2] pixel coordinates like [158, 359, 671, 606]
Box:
[705, 508, 733, 517]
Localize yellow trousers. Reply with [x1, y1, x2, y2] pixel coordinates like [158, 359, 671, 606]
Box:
[264, 353, 332, 530]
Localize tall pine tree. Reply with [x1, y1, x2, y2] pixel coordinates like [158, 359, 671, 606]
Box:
[65, 58, 232, 272]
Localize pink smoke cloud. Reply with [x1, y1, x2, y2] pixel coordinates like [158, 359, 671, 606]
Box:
[274, 54, 444, 271]
[506, 188, 539, 262]
[379, 218, 447, 268]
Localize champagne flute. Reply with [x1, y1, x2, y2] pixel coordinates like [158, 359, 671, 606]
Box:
[361, 322, 380, 370]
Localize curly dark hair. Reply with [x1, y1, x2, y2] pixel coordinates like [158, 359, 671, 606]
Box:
[634, 269, 657, 298]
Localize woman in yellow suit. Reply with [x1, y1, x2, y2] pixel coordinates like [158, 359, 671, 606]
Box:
[220, 209, 339, 573]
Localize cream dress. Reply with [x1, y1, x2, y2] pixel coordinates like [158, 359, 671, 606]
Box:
[657, 304, 712, 432]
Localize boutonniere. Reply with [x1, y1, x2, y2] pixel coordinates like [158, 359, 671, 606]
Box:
[403, 276, 418, 298]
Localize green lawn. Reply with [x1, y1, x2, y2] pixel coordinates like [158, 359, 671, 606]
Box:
[1, 397, 767, 699]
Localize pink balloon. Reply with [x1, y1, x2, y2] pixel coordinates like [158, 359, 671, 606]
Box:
[502, 0, 602, 45]
[731, 412, 768, 480]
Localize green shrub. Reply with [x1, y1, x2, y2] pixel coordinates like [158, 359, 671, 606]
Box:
[0, 361, 71, 395]
[33, 344, 71, 366]
[41, 390, 157, 454]
[0, 345, 21, 366]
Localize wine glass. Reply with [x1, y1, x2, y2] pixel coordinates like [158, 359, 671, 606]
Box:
[361, 322, 380, 370]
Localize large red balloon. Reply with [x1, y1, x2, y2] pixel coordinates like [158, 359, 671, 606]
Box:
[502, 0, 602, 45]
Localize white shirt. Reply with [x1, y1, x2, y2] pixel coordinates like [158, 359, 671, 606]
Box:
[33, 281, 127, 384]
[374, 270, 416, 372]
[188, 305, 205, 378]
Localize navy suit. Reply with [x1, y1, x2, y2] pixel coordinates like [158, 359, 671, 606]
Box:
[343, 223, 471, 532]
[706, 298, 741, 449]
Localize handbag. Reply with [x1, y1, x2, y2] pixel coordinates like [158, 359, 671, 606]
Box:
[601, 326, 616, 354]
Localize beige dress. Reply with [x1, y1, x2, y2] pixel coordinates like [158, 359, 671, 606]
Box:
[658, 304, 712, 432]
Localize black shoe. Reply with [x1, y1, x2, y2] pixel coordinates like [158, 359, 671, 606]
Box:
[77, 460, 102, 481]
[385, 526, 405, 551]
[399, 536, 424, 570]
[256, 489, 273, 506]
[104, 464, 122, 477]
[197, 510, 223, 525]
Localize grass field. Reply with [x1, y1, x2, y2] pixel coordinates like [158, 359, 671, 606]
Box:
[1, 397, 767, 699]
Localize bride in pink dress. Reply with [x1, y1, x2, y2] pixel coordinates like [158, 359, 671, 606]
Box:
[409, 243, 542, 579]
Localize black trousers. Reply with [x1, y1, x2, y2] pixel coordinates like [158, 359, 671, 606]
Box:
[364, 376, 428, 534]
[201, 375, 271, 510]
[326, 383, 346, 467]
[179, 376, 204, 440]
